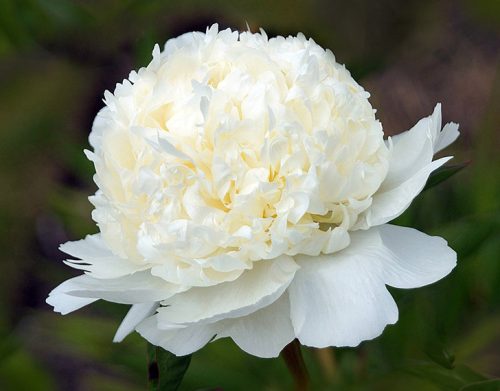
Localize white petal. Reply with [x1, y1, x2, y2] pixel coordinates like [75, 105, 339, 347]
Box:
[156, 255, 298, 326]
[113, 302, 159, 343]
[288, 224, 456, 348]
[288, 230, 398, 348]
[136, 316, 218, 356]
[131, 126, 193, 161]
[360, 156, 451, 227]
[88, 108, 109, 149]
[138, 293, 294, 358]
[47, 272, 182, 305]
[216, 293, 295, 358]
[323, 226, 351, 254]
[46, 291, 97, 315]
[377, 224, 456, 288]
[355, 104, 458, 228]
[288, 193, 310, 224]
[60, 234, 149, 279]
[383, 112, 436, 190]
[434, 122, 459, 153]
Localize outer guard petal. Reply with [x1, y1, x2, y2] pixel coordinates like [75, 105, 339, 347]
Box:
[60, 234, 149, 279]
[156, 255, 298, 326]
[46, 293, 97, 315]
[288, 230, 398, 348]
[137, 292, 294, 358]
[215, 293, 295, 358]
[113, 302, 159, 342]
[360, 156, 451, 227]
[378, 224, 456, 289]
[47, 272, 182, 305]
[434, 122, 459, 153]
[288, 224, 456, 348]
[355, 104, 459, 229]
[136, 316, 218, 357]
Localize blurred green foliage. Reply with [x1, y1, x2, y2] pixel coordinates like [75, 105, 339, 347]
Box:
[0, 0, 498, 390]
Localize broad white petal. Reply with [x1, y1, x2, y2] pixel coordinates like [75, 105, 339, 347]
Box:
[216, 292, 295, 358]
[288, 224, 456, 348]
[355, 104, 458, 228]
[136, 316, 218, 356]
[288, 230, 398, 348]
[377, 224, 456, 288]
[47, 272, 182, 305]
[156, 255, 298, 326]
[137, 293, 294, 358]
[113, 302, 159, 342]
[60, 234, 149, 279]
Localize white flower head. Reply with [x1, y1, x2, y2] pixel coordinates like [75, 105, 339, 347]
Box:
[47, 24, 459, 358]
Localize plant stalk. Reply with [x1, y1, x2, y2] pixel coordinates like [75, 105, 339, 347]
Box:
[281, 339, 309, 391]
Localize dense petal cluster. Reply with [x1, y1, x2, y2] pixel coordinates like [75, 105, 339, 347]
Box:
[85, 25, 390, 286]
[47, 25, 459, 358]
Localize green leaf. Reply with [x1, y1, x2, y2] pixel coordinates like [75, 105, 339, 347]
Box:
[460, 379, 500, 391]
[147, 343, 191, 391]
[407, 361, 486, 391]
[424, 339, 455, 370]
[424, 162, 469, 191]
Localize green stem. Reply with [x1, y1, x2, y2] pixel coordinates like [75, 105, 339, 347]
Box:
[147, 343, 191, 391]
[281, 339, 309, 391]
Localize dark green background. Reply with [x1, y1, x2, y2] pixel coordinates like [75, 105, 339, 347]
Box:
[0, 0, 499, 390]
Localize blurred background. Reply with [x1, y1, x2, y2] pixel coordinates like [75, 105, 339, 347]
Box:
[0, 0, 499, 390]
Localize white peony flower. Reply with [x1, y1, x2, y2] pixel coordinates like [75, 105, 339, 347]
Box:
[47, 25, 460, 358]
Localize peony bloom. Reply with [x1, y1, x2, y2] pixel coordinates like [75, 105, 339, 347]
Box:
[47, 25, 460, 358]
